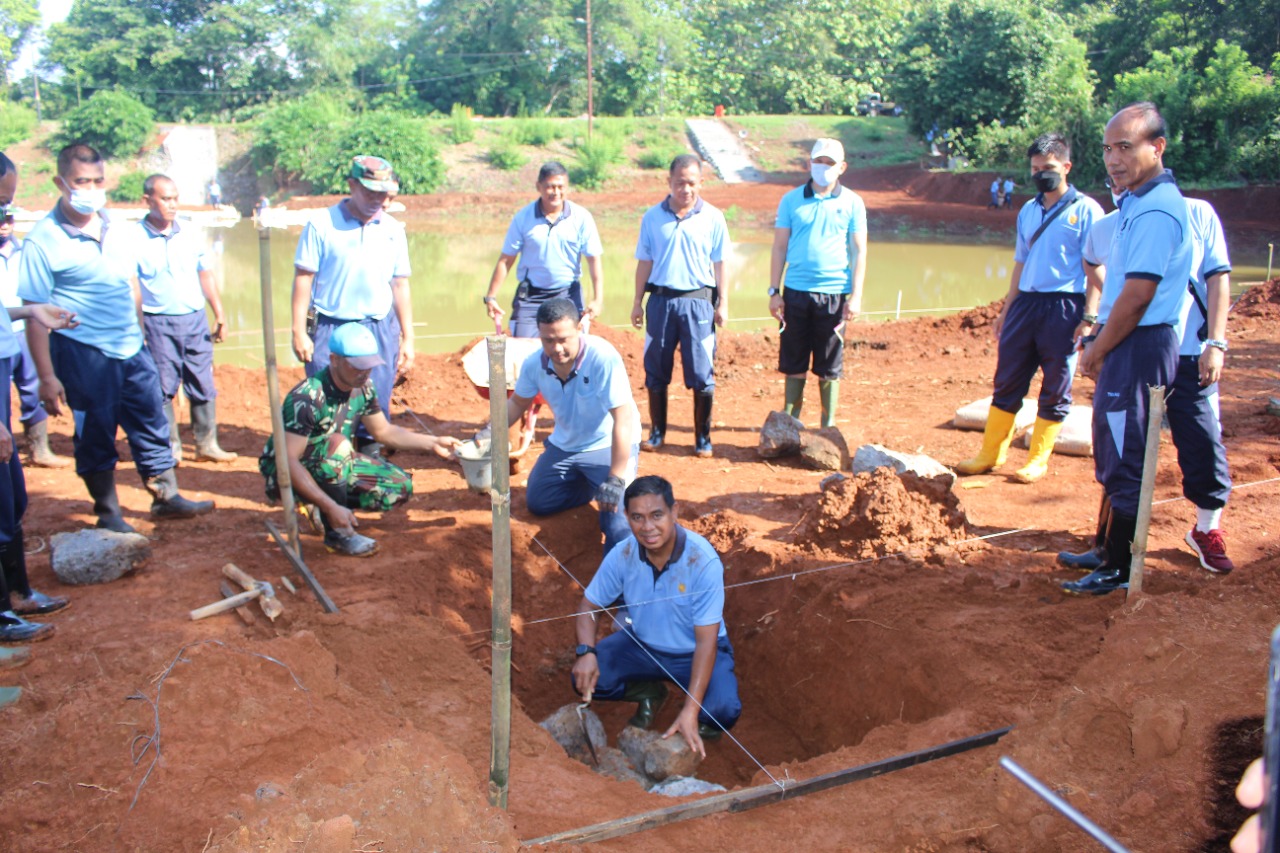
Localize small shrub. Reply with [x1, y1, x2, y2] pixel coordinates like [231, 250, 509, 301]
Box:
[637, 144, 687, 170]
[488, 143, 528, 171]
[252, 92, 352, 184]
[52, 90, 155, 159]
[0, 101, 37, 148]
[449, 103, 475, 144]
[570, 135, 623, 189]
[509, 117, 562, 146]
[109, 171, 146, 202]
[317, 111, 445, 194]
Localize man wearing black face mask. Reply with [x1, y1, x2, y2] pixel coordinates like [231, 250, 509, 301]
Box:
[290, 156, 412, 447]
[957, 133, 1103, 483]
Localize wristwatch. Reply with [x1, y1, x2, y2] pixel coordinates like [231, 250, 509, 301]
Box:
[1204, 338, 1229, 352]
[482, 295, 497, 305]
[575, 644, 596, 657]
[1082, 312, 1098, 324]
[767, 286, 780, 297]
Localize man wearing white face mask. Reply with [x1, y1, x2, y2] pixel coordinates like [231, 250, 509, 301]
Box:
[18, 143, 215, 533]
[290, 155, 412, 449]
[768, 137, 867, 427]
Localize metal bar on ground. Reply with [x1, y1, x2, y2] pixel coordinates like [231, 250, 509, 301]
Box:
[265, 520, 338, 614]
[487, 335, 513, 810]
[257, 224, 300, 555]
[1128, 384, 1165, 599]
[999, 757, 1130, 853]
[524, 726, 1012, 846]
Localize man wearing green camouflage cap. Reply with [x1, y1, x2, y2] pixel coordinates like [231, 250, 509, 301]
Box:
[291, 155, 413, 451]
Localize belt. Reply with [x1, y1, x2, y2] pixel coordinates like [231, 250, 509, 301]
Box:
[645, 284, 714, 301]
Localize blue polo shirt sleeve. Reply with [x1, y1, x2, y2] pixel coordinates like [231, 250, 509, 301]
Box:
[294, 219, 322, 273]
[690, 558, 726, 627]
[1083, 212, 1117, 266]
[849, 194, 867, 234]
[602, 349, 633, 411]
[500, 209, 526, 257]
[774, 191, 796, 230]
[1013, 202, 1034, 264]
[513, 350, 542, 399]
[1125, 211, 1184, 283]
[634, 208, 657, 262]
[709, 212, 728, 263]
[15, 239, 54, 304]
[583, 548, 624, 609]
[391, 224, 411, 279]
[580, 210, 604, 258]
[1197, 209, 1230, 278]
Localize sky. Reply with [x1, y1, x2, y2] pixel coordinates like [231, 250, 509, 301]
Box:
[11, 0, 74, 77]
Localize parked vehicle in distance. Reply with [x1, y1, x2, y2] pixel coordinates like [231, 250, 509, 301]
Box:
[856, 93, 904, 117]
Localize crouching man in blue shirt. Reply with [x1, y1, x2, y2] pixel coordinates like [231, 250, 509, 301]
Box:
[570, 475, 742, 758]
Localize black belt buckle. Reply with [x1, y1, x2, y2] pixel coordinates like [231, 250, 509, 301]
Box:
[305, 306, 317, 337]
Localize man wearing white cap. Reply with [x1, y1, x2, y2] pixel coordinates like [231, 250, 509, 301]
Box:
[768, 137, 867, 426]
[290, 155, 413, 448]
[260, 322, 459, 557]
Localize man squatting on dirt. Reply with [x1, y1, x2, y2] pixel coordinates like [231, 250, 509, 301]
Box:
[571, 475, 742, 758]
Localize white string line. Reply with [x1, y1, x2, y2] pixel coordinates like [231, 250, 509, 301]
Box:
[530, 536, 785, 789]
[1151, 475, 1280, 506]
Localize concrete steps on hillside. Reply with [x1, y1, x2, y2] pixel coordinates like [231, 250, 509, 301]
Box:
[685, 119, 764, 184]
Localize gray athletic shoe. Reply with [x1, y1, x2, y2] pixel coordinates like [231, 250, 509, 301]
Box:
[323, 530, 378, 557]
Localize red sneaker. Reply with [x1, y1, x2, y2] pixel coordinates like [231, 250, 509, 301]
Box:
[1186, 528, 1235, 574]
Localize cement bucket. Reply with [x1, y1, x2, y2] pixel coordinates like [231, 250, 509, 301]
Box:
[456, 440, 492, 493]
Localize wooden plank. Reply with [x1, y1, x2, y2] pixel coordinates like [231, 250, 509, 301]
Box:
[524, 726, 1012, 846]
[264, 519, 338, 613]
[190, 588, 261, 621]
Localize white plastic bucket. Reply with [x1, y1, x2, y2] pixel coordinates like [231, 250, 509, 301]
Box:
[455, 440, 492, 493]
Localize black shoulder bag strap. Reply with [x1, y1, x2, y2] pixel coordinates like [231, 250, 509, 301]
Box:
[1027, 187, 1079, 249]
[1187, 279, 1209, 341]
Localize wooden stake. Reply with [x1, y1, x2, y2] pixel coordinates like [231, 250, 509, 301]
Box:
[524, 726, 1013, 846]
[1128, 385, 1165, 600]
[257, 225, 300, 555]
[487, 336, 513, 810]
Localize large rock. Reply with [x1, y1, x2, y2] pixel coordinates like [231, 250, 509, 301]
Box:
[851, 444, 955, 485]
[594, 746, 653, 789]
[799, 427, 850, 471]
[618, 725, 700, 782]
[757, 411, 803, 458]
[540, 703, 608, 767]
[49, 529, 151, 585]
[650, 776, 728, 797]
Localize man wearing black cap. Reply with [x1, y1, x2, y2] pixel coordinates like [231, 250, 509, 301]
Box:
[261, 322, 459, 557]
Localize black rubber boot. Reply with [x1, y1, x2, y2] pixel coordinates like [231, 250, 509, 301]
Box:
[145, 468, 215, 520]
[162, 399, 183, 465]
[622, 681, 668, 729]
[81, 469, 135, 533]
[642, 389, 667, 452]
[693, 391, 714, 458]
[0, 611, 54, 643]
[1062, 510, 1135, 596]
[1058, 493, 1110, 570]
[191, 400, 238, 462]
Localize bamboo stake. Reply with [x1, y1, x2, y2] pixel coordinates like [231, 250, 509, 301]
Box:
[1128, 385, 1165, 600]
[258, 225, 300, 555]
[487, 336, 513, 809]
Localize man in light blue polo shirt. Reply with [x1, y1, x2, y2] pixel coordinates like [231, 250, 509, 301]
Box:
[135, 174, 235, 464]
[768, 137, 867, 427]
[484, 161, 604, 337]
[1063, 102, 1194, 596]
[956, 132, 1102, 483]
[291, 155, 412, 442]
[632, 154, 729, 458]
[571, 475, 741, 757]
[495, 298, 639, 554]
[18, 143, 213, 534]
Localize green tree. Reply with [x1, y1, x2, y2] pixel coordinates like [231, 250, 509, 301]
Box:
[0, 0, 38, 85]
[53, 89, 155, 158]
[252, 91, 353, 186]
[0, 99, 35, 147]
[315, 111, 444, 194]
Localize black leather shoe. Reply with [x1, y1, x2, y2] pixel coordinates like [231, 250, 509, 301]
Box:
[698, 723, 724, 741]
[0, 612, 55, 642]
[1057, 545, 1106, 571]
[623, 682, 668, 729]
[641, 428, 665, 452]
[323, 529, 379, 557]
[11, 590, 70, 617]
[1062, 567, 1128, 596]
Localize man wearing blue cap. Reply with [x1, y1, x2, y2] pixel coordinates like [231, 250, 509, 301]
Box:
[290, 155, 413, 447]
[261, 322, 460, 557]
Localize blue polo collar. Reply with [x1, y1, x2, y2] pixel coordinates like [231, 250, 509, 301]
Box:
[53, 203, 111, 241]
[660, 196, 705, 221]
[803, 180, 844, 199]
[640, 525, 687, 579]
[1034, 185, 1079, 216]
[338, 198, 383, 225]
[540, 337, 590, 383]
[141, 215, 181, 239]
[534, 198, 573, 225]
[1117, 169, 1179, 210]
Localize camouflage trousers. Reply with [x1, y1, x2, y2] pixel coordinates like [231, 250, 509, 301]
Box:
[264, 433, 413, 512]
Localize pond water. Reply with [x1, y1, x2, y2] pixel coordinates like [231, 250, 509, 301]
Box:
[206, 215, 1273, 368]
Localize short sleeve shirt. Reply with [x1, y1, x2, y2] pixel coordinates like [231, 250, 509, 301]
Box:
[1082, 210, 1119, 267]
[294, 200, 411, 320]
[513, 336, 633, 453]
[17, 207, 143, 360]
[775, 182, 866, 294]
[135, 218, 211, 315]
[635, 198, 729, 292]
[258, 367, 380, 493]
[1012, 188, 1103, 294]
[1098, 171, 1193, 329]
[501, 200, 603, 290]
[0, 238, 25, 345]
[1180, 198, 1232, 356]
[584, 526, 728, 654]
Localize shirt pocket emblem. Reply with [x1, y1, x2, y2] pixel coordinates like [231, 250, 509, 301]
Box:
[678, 583, 686, 593]
[1068, 214, 1079, 226]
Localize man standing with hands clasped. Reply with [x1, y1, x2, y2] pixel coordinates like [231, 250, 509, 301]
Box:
[768, 137, 867, 427]
[632, 155, 729, 458]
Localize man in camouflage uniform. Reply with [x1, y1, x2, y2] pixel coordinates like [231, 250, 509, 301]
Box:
[260, 323, 459, 556]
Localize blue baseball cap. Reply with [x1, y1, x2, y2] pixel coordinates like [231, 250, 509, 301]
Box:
[329, 323, 385, 369]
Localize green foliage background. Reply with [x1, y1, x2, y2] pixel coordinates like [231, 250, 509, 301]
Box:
[52, 89, 155, 158]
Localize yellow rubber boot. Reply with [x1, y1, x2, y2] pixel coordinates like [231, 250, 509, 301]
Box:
[955, 406, 1018, 475]
[1014, 417, 1064, 483]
